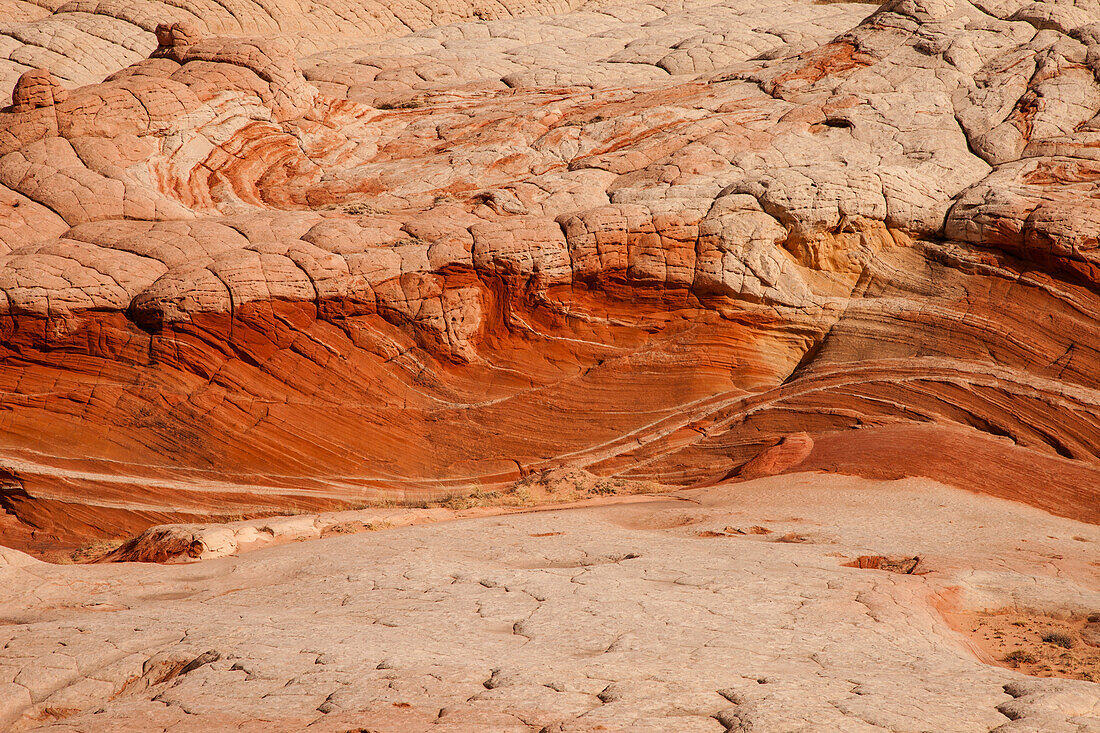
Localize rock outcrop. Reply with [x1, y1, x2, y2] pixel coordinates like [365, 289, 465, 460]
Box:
[1, 475, 1098, 731]
[0, 0, 595, 99]
[1, 0, 1100, 548]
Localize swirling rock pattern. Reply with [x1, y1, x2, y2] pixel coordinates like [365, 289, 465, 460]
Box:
[0, 0, 1099, 549]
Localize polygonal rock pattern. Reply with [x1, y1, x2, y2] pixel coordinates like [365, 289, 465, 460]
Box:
[1, 475, 1098, 732]
[0, 0, 1099, 553]
[0, 0, 597, 97]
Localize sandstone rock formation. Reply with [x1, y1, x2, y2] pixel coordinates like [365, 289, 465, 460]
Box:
[1, 474, 1098, 731]
[1, 0, 1100, 550]
[0, 0, 599, 98]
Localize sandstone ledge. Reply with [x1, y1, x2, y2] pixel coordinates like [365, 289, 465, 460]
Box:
[1, 474, 1097, 731]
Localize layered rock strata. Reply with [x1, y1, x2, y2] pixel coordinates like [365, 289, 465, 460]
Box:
[1, 0, 1100, 547]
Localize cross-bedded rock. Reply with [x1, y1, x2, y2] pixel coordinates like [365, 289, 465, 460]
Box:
[0, 0, 1099, 547]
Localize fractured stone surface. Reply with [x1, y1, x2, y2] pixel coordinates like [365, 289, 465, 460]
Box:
[1, 474, 1098, 732]
[1, 1, 1099, 729]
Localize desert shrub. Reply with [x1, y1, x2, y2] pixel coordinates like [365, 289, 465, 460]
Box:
[341, 202, 387, 216]
[439, 493, 473, 511]
[1003, 650, 1037, 665]
[376, 99, 424, 110]
[70, 538, 124, 563]
[1041, 632, 1075, 649]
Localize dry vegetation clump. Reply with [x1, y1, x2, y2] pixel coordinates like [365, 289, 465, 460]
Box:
[320, 520, 393, 538]
[1042, 631, 1076, 649]
[327, 469, 664, 515]
[66, 539, 125, 563]
[957, 611, 1100, 682]
[341, 201, 389, 216]
[1003, 650, 1038, 666]
[316, 200, 389, 216]
[506, 468, 662, 503]
[376, 99, 425, 110]
[426, 468, 664, 511]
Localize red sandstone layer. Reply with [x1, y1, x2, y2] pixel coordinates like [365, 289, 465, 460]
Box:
[2, 0, 1100, 550]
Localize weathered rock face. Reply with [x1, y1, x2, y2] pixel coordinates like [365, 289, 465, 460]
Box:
[0, 0, 593, 97]
[1, 0, 1100, 549]
[1, 475, 1099, 731]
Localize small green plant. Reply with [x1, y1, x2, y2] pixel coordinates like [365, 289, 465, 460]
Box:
[1042, 632, 1075, 649]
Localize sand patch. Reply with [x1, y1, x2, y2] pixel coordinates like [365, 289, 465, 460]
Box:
[946, 610, 1100, 682]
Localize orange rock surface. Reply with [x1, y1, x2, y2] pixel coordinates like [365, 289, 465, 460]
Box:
[1, 0, 1099, 551]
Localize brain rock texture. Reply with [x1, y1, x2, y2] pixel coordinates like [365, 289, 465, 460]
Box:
[1, 0, 1100, 546]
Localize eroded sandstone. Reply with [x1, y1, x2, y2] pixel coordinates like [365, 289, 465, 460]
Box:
[0, 0, 1098, 552]
[1, 474, 1098, 731]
